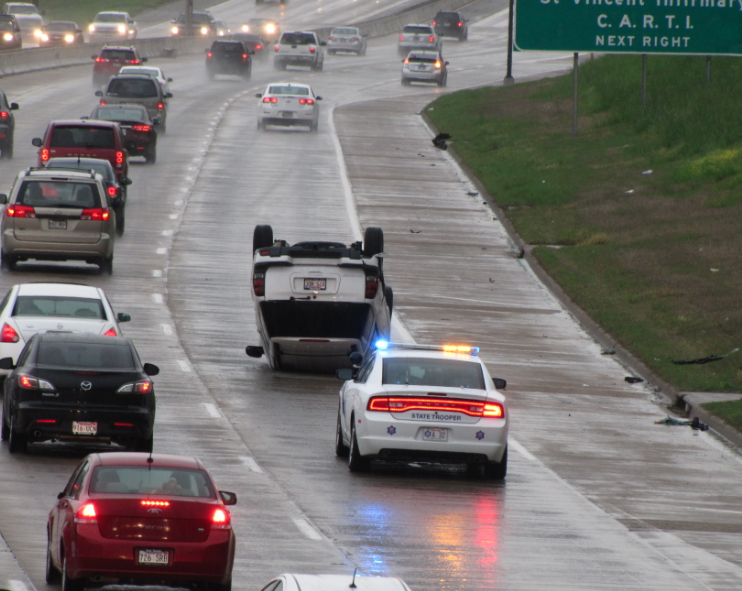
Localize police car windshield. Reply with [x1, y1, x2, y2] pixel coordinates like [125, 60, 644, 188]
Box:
[382, 358, 485, 389]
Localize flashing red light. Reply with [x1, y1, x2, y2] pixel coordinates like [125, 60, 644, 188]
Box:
[0, 323, 19, 343]
[116, 150, 124, 164]
[365, 276, 379, 299]
[81, 208, 110, 221]
[41, 148, 50, 162]
[262, 97, 278, 103]
[75, 503, 97, 523]
[253, 273, 265, 296]
[107, 186, 117, 197]
[367, 396, 505, 418]
[141, 500, 170, 507]
[212, 508, 231, 528]
[157, 102, 164, 110]
[6, 204, 35, 218]
[104, 327, 117, 336]
[298, 98, 314, 105]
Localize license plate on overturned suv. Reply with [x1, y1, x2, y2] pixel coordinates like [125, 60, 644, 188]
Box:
[304, 278, 326, 290]
[72, 421, 97, 435]
[422, 427, 448, 442]
[138, 549, 169, 565]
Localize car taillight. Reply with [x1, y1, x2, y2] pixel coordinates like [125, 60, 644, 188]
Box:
[117, 380, 153, 393]
[6, 205, 35, 218]
[256, 44, 262, 49]
[100, 100, 107, 105]
[212, 508, 231, 529]
[107, 186, 118, 197]
[206, 52, 212, 58]
[309, 46, 316, 53]
[116, 151, 123, 164]
[81, 208, 111, 221]
[351, 37, 360, 42]
[129, 59, 140, 65]
[75, 503, 97, 523]
[95, 57, 105, 62]
[157, 102, 164, 110]
[104, 327, 117, 336]
[458, 22, 463, 26]
[432, 21, 437, 25]
[399, 34, 404, 41]
[242, 53, 248, 59]
[141, 500, 170, 507]
[262, 97, 278, 103]
[404, 58, 409, 64]
[367, 396, 505, 418]
[0, 111, 7, 118]
[1, 323, 19, 343]
[365, 276, 379, 299]
[253, 273, 265, 296]
[41, 148, 49, 162]
[133, 125, 151, 132]
[274, 45, 279, 52]
[429, 35, 435, 42]
[299, 98, 314, 105]
[329, 35, 335, 40]
[435, 60, 441, 69]
[19, 374, 55, 390]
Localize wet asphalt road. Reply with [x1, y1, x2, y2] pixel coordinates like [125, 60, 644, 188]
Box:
[2, 2, 742, 591]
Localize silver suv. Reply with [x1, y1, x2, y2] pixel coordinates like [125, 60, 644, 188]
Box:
[401, 50, 448, 86]
[0, 168, 117, 274]
[397, 24, 440, 56]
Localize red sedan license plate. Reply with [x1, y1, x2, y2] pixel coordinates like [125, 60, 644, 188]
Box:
[304, 278, 326, 290]
[138, 549, 169, 565]
[72, 421, 97, 435]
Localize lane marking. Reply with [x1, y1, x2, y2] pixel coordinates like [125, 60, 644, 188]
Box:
[169, 214, 179, 220]
[293, 517, 322, 540]
[328, 106, 362, 241]
[176, 360, 191, 373]
[152, 293, 163, 304]
[161, 324, 172, 336]
[241, 456, 263, 473]
[156, 247, 167, 255]
[152, 270, 162, 278]
[162, 230, 173, 237]
[203, 403, 222, 418]
[509, 437, 536, 461]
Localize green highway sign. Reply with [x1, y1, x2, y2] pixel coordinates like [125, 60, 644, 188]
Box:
[515, 0, 742, 55]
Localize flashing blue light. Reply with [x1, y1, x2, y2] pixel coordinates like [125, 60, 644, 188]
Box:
[375, 340, 389, 350]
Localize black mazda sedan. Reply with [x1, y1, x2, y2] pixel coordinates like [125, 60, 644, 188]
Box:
[0, 333, 158, 454]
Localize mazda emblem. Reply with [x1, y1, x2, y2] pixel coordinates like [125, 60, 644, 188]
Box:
[80, 381, 92, 391]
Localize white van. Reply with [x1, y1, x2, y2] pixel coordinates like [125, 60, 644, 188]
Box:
[246, 225, 392, 372]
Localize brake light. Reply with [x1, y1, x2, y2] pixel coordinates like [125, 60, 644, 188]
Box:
[116, 380, 153, 393]
[129, 59, 140, 65]
[256, 44, 262, 50]
[104, 327, 117, 336]
[100, 100, 106, 106]
[19, 374, 54, 390]
[432, 21, 437, 25]
[6, 205, 35, 218]
[206, 52, 212, 58]
[133, 125, 151, 132]
[36, 419, 57, 423]
[242, 53, 248, 59]
[41, 148, 49, 162]
[458, 22, 463, 26]
[95, 57, 105, 62]
[329, 35, 335, 40]
[1, 323, 19, 343]
[141, 500, 170, 507]
[75, 503, 97, 523]
[81, 208, 111, 221]
[404, 58, 409, 64]
[429, 35, 435, 42]
[435, 60, 441, 69]
[0, 111, 7, 118]
[298, 98, 314, 105]
[274, 45, 279, 52]
[399, 34, 404, 41]
[368, 397, 505, 418]
[157, 102, 164, 110]
[365, 276, 379, 299]
[107, 186, 118, 197]
[309, 46, 316, 53]
[253, 273, 265, 296]
[262, 97, 278, 103]
[116, 151, 123, 164]
[212, 508, 231, 528]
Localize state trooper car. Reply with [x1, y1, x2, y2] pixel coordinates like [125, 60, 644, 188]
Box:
[246, 225, 392, 372]
[334, 342, 508, 479]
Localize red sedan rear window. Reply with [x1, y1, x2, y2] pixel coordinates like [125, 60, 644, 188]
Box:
[90, 466, 216, 498]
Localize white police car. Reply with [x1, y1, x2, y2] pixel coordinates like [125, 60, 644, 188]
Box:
[335, 342, 508, 478]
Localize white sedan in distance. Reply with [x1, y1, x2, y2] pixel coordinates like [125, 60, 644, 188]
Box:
[256, 83, 322, 132]
[0, 283, 131, 375]
[259, 573, 412, 591]
[335, 342, 508, 478]
[118, 65, 173, 95]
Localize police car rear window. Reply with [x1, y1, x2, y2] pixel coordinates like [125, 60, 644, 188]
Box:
[382, 358, 485, 389]
[50, 126, 115, 149]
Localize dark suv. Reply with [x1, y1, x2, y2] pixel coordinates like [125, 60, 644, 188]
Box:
[206, 40, 252, 80]
[432, 11, 468, 41]
[0, 90, 18, 159]
[171, 11, 217, 36]
[0, 14, 21, 50]
[91, 45, 147, 87]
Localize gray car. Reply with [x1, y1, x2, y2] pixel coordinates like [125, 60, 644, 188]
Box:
[327, 27, 366, 55]
[397, 24, 440, 57]
[95, 75, 172, 132]
[0, 167, 117, 274]
[401, 50, 448, 86]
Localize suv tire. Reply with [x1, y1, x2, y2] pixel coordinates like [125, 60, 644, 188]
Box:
[363, 227, 384, 257]
[100, 256, 113, 276]
[1, 250, 15, 271]
[253, 224, 274, 252]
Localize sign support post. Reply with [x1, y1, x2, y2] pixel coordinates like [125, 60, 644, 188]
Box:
[504, 0, 515, 86]
[572, 53, 579, 136]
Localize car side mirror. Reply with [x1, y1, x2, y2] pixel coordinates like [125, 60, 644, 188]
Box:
[57, 491, 65, 500]
[143, 363, 159, 376]
[164, 92, 173, 99]
[0, 194, 7, 204]
[445, 61, 449, 65]
[493, 378, 507, 390]
[219, 490, 237, 505]
[111, 198, 124, 209]
[0, 357, 15, 370]
[32, 138, 42, 147]
[167, 77, 173, 82]
[95, 90, 103, 97]
[122, 177, 133, 186]
[117, 312, 131, 323]
[319, 41, 327, 46]
[336, 368, 353, 381]
[255, 93, 262, 98]
[9, 102, 18, 110]
[316, 96, 323, 101]
[141, 57, 148, 63]
[245, 345, 264, 358]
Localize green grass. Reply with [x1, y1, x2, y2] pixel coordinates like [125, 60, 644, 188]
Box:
[40, 0, 173, 27]
[427, 55, 742, 398]
[701, 400, 742, 432]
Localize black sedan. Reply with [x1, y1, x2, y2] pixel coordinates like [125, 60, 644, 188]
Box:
[0, 90, 18, 159]
[45, 157, 132, 236]
[0, 333, 159, 455]
[39, 21, 85, 46]
[89, 103, 158, 164]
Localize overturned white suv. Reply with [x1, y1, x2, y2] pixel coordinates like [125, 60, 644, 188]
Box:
[246, 225, 393, 372]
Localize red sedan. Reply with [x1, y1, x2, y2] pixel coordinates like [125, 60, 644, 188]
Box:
[46, 452, 236, 590]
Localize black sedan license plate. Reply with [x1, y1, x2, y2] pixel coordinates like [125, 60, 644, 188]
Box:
[49, 220, 67, 230]
[304, 278, 326, 290]
[138, 549, 169, 565]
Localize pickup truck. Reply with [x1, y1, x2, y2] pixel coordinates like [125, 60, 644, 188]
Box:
[274, 31, 325, 71]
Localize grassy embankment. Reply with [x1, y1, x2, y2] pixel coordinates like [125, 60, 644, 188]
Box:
[427, 55, 742, 424]
[39, 0, 172, 28]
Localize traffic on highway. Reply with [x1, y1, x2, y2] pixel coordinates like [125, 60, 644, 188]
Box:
[1, 0, 742, 590]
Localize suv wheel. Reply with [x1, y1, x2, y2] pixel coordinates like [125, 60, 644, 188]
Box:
[115, 208, 126, 237]
[1, 250, 15, 271]
[253, 224, 274, 252]
[363, 227, 384, 257]
[100, 256, 113, 276]
[145, 144, 157, 164]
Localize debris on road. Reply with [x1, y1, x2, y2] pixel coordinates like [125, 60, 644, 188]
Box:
[655, 416, 709, 431]
[672, 348, 738, 365]
[601, 348, 616, 355]
[432, 132, 451, 150]
[625, 376, 644, 384]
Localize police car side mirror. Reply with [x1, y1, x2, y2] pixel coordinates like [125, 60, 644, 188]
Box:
[0, 357, 15, 370]
[32, 137, 42, 147]
[336, 368, 353, 381]
[493, 378, 507, 390]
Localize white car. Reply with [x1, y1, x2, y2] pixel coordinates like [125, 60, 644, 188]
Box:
[88, 12, 137, 41]
[246, 225, 392, 372]
[0, 283, 131, 375]
[118, 65, 173, 95]
[256, 83, 322, 132]
[260, 574, 412, 591]
[335, 342, 509, 478]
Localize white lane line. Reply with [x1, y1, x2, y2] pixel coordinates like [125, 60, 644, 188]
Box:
[328, 106, 362, 241]
[293, 517, 322, 540]
[174, 200, 183, 206]
[169, 213, 179, 220]
[510, 437, 536, 461]
[152, 293, 163, 304]
[161, 324, 172, 336]
[203, 403, 222, 418]
[241, 456, 263, 473]
[8, 581, 28, 591]
[152, 270, 162, 278]
[162, 230, 173, 237]
[156, 247, 167, 255]
[176, 360, 191, 373]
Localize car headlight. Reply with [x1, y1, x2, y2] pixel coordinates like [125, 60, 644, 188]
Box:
[64, 34, 74, 43]
[118, 24, 126, 34]
[200, 26, 208, 35]
[39, 33, 49, 41]
[242, 25, 249, 32]
[171, 25, 179, 34]
[89, 24, 96, 32]
[265, 23, 276, 33]
[3, 33, 13, 41]
[33, 28, 43, 37]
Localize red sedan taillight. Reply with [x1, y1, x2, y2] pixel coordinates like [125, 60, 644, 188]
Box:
[212, 507, 231, 529]
[365, 276, 379, 299]
[256, 44, 262, 50]
[367, 397, 505, 418]
[75, 503, 98, 524]
[0, 111, 8, 118]
[1, 323, 19, 343]
[253, 273, 265, 296]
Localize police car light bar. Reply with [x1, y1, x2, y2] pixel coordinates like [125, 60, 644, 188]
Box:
[374, 340, 479, 355]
